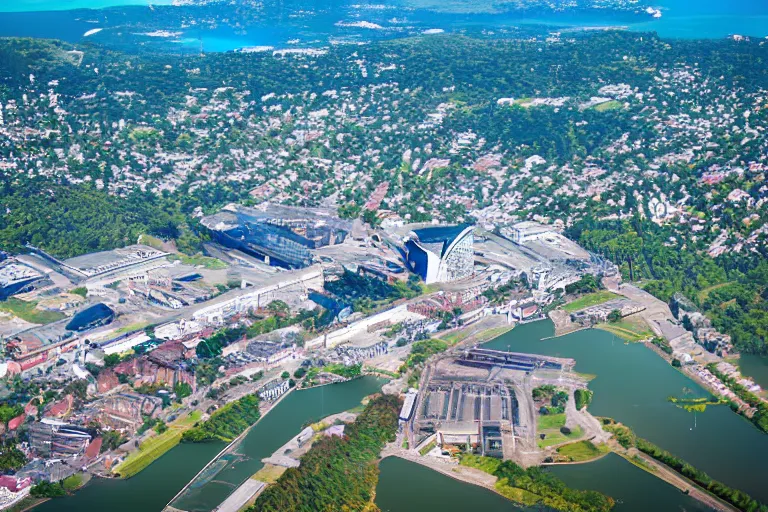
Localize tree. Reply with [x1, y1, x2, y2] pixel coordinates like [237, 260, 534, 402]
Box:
[30, 481, 66, 498]
[607, 309, 622, 323]
[281, 371, 290, 379]
[103, 354, 122, 367]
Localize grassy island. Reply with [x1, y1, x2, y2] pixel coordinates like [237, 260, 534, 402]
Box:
[182, 394, 261, 443]
[460, 454, 614, 512]
[249, 394, 400, 512]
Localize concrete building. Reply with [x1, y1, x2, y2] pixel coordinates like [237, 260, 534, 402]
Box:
[191, 266, 323, 325]
[404, 225, 474, 284]
[59, 245, 167, 279]
[506, 221, 552, 245]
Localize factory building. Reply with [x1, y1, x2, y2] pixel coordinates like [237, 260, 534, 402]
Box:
[404, 225, 474, 284]
[201, 204, 352, 268]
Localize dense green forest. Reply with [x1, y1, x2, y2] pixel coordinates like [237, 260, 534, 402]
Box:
[250, 394, 400, 512]
[0, 180, 181, 258]
[181, 393, 260, 442]
[567, 218, 768, 354]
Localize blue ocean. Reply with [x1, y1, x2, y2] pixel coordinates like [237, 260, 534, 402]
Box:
[0, 0, 766, 53]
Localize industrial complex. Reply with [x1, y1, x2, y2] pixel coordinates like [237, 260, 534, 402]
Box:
[403, 347, 585, 466]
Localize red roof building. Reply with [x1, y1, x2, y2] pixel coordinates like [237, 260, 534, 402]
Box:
[85, 437, 102, 460]
[7, 413, 25, 431]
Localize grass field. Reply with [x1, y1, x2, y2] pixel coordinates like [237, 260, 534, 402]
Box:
[596, 317, 653, 342]
[251, 464, 286, 484]
[113, 411, 201, 478]
[537, 413, 566, 430]
[419, 439, 437, 456]
[537, 414, 583, 448]
[168, 253, 228, 270]
[697, 282, 732, 302]
[62, 473, 90, 491]
[137, 234, 166, 250]
[538, 426, 583, 448]
[562, 291, 620, 313]
[114, 321, 150, 335]
[0, 298, 66, 324]
[593, 100, 623, 112]
[556, 440, 608, 462]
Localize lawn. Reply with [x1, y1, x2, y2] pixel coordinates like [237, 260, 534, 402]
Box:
[62, 473, 89, 491]
[562, 291, 620, 313]
[697, 282, 732, 302]
[537, 414, 583, 448]
[537, 413, 566, 430]
[114, 321, 150, 335]
[556, 440, 608, 462]
[137, 234, 166, 250]
[113, 411, 201, 478]
[596, 317, 653, 342]
[0, 298, 66, 324]
[419, 439, 437, 456]
[593, 100, 622, 112]
[538, 426, 583, 448]
[168, 253, 228, 270]
[252, 464, 286, 484]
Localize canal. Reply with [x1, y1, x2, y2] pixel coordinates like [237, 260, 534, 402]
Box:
[35, 323, 768, 511]
[35, 376, 385, 512]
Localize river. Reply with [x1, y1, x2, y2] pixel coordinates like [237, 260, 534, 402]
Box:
[376, 453, 710, 512]
[738, 353, 768, 391]
[480, 322, 768, 503]
[34, 376, 385, 512]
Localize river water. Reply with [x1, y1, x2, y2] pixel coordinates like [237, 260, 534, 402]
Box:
[375, 322, 768, 510]
[738, 353, 768, 391]
[28, 325, 768, 511]
[34, 376, 385, 512]
[376, 453, 710, 512]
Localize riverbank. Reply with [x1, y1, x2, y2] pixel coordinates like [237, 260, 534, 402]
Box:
[163, 386, 295, 510]
[602, 419, 751, 512]
[112, 410, 202, 478]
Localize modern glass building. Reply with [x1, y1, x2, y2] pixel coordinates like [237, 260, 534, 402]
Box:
[404, 225, 474, 284]
[202, 204, 351, 268]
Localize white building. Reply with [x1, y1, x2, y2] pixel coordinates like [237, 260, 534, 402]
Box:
[507, 221, 553, 245]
